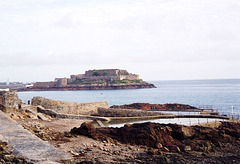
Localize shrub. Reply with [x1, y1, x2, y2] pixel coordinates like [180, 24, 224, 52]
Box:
[93, 71, 100, 76]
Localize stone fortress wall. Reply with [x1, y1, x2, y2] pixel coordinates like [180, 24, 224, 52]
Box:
[33, 69, 140, 88]
[32, 96, 109, 115]
[33, 81, 57, 88]
[84, 69, 139, 81]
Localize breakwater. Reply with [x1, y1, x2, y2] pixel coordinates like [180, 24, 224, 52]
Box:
[36, 106, 110, 121]
[32, 96, 108, 115]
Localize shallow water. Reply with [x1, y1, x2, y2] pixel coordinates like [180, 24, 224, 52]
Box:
[108, 118, 227, 128]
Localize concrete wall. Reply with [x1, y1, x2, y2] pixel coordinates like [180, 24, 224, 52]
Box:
[31, 96, 109, 115]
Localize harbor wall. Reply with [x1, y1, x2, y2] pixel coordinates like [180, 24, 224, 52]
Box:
[31, 96, 109, 115]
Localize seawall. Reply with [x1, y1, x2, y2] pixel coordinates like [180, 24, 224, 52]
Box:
[32, 97, 109, 115]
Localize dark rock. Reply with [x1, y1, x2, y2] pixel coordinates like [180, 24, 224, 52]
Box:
[71, 122, 96, 137]
[147, 148, 159, 155]
[71, 121, 240, 157]
[110, 103, 199, 111]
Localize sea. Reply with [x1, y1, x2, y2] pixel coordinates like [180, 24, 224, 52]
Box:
[18, 79, 240, 116]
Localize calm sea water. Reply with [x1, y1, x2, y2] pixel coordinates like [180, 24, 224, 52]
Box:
[18, 79, 240, 115]
[108, 118, 227, 128]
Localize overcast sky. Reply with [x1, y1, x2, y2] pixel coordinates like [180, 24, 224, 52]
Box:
[0, 0, 240, 82]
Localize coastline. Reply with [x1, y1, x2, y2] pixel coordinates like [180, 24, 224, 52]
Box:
[1, 91, 240, 163]
[17, 83, 156, 92]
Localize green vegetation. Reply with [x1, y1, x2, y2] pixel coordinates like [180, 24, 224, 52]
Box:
[121, 79, 129, 84]
[68, 78, 143, 85]
[93, 71, 100, 76]
[136, 80, 141, 83]
[103, 72, 107, 76]
[113, 81, 121, 84]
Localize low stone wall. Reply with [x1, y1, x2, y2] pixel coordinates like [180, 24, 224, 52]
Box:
[32, 97, 109, 115]
[36, 106, 110, 121]
[97, 108, 165, 117]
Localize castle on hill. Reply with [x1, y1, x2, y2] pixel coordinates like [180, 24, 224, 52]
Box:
[33, 69, 141, 88]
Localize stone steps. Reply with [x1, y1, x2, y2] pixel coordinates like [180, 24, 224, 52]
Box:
[0, 110, 72, 163]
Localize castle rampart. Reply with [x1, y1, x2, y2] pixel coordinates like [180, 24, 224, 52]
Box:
[85, 69, 120, 77]
[33, 81, 57, 88]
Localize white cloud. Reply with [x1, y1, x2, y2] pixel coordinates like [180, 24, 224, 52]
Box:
[0, 0, 240, 81]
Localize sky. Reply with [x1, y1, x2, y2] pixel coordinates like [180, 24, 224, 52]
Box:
[0, 0, 240, 82]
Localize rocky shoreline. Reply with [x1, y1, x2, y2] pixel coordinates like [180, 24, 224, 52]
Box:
[71, 121, 240, 163]
[17, 83, 156, 91]
[0, 91, 239, 163]
[1, 103, 239, 163]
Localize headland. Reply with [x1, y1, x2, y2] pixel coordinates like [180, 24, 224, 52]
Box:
[18, 69, 156, 91]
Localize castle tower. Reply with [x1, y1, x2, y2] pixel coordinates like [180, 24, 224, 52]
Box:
[57, 78, 68, 87]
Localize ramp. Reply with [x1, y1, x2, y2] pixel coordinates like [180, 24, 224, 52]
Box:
[0, 110, 72, 163]
[96, 120, 105, 127]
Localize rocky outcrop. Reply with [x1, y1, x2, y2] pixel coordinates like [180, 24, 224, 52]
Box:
[111, 103, 199, 111]
[0, 140, 31, 164]
[71, 122, 240, 155]
[0, 91, 22, 112]
[32, 97, 108, 115]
